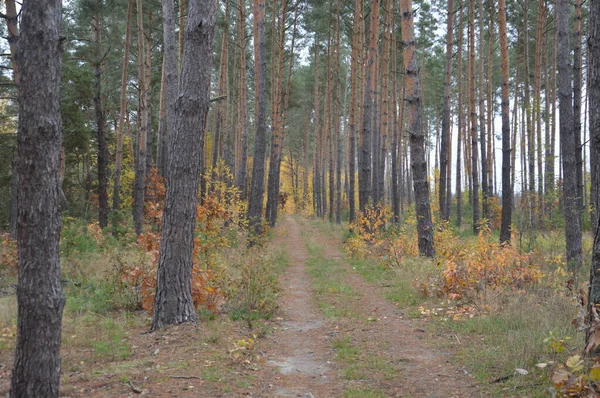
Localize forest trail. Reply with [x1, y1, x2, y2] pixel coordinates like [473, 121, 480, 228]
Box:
[259, 216, 482, 397]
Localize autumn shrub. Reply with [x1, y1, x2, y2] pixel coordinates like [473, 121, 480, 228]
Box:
[346, 204, 392, 258]
[418, 225, 542, 301]
[115, 163, 250, 316]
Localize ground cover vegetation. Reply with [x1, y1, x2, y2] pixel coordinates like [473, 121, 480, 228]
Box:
[2, 0, 600, 396]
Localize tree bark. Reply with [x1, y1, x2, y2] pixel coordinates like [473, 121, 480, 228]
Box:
[151, 0, 216, 330]
[478, 0, 488, 226]
[468, 0, 480, 234]
[93, 17, 109, 228]
[160, 0, 179, 178]
[236, 0, 249, 199]
[400, 0, 435, 257]
[266, 0, 288, 227]
[113, 0, 133, 221]
[11, 1, 66, 395]
[498, 0, 512, 244]
[348, 0, 362, 222]
[574, 0, 584, 213]
[359, 0, 380, 211]
[456, 0, 464, 228]
[591, 0, 600, 233]
[391, 9, 400, 223]
[587, 0, 600, 354]
[133, 0, 147, 235]
[440, 0, 454, 221]
[557, 0, 582, 270]
[247, 0, 268, 235]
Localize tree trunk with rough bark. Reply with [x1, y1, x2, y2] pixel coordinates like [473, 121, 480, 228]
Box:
[93, 17, 108, 229]
[11, 1, 66, 395]
[499, 0, 512, 244]
[468, 0, 480, 234]
[113, 0, 133, 222]
[247, 0, 268, 235]
[478, 0, 488, 226]
[348, 0, 361, 222]
[587, 0, 600, 357]
[159, 0, 179, 178]
[557, 0, 582, 270]
[574, 0, 584, 213]
[133, 0, 147, 235]
[400, 0, 435, 257]
[456, 0, 464, 228]
[236, 0, 249, 199]
[440, 0, 454, 221]
[359, 0, 379, 211]
[151, 0, 216, 330]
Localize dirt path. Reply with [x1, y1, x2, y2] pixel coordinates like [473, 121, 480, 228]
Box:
[258, 217, 345, 397]
[259, 216, 481, 397]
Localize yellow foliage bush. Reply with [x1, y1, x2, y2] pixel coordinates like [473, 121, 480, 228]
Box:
[421, 225, 542, 300]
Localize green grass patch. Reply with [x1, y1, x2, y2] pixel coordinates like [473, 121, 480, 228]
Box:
[90, 317, 131, 360]
[333, 336, 361, 362]
[344, 388, 388, 398]
[306, 243, 354, 296]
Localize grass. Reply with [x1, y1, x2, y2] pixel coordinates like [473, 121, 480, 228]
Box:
[344, 388, 388, 398]
[307, 215, 584, 396]
[437, 289, 578, 395]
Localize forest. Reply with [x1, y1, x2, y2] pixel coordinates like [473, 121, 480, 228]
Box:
[1, 0, 600, 396]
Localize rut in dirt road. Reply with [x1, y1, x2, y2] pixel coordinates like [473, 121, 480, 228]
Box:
[262, 217, 344, 397]
[261, 216, 481, 397]
[302, 219, 482, 398]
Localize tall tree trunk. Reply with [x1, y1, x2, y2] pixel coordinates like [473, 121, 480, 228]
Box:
[236, 0, 249, 199]
[11, 1, 65, 395]
[266, 0, 288, 226]
[587, 0, 600, 351]
[113, 0, 133, 221]
[456, 0, 464, 227]
[391, 10, 400, 223]
[478, 0, 488, 225]
[400, 0, 435, 257]
[303, 114, 310, 209]
[93, 17, 109, 228]
[212, 2, 230, 175]
[359, 0, 380, 211]
[487, 1, 495, 197]
[468, 0, 480, 234]
[159, 0, 179, 179]
[512, 48, 520, 195]
[268, 2, 298, 227]
[534, 0, 545, 224]
[5, 0, 18, 239]
[574, 0, 584, 213]
[247, 0, 268, 235]
[133, 0, 147, 235]
[312, 43, 322, 217]
[440, 0, 454, 221]
[348, 0, 362, 222]
[144, 11, 154, 172]
[591, 0, 600, 232]
[335, 0, 342, 224]
[557, 0, 582, 270]
[151, 0, 216, 330]
[378, 0, 391, 209]
[499, 0, 512, 244]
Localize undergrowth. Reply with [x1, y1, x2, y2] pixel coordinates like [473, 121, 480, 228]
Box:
[338, 206, 596, 396]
